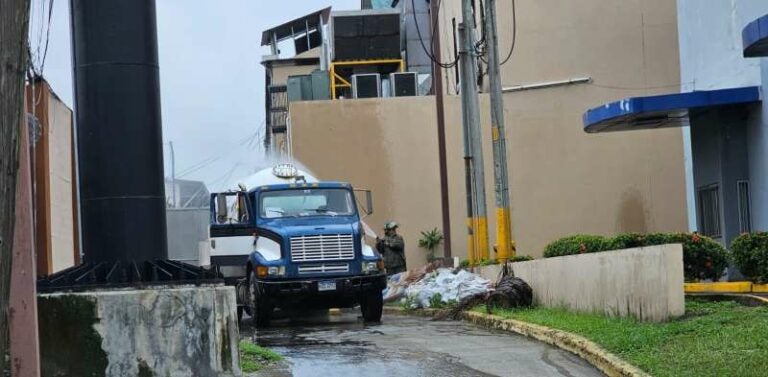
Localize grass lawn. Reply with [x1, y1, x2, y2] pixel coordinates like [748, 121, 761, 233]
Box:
[239, 340, 283, 373]
[480, 299, 768, 377]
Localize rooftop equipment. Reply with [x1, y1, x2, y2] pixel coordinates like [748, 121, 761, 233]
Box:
[352, 73, 382, 98]
[390, 72, 418, 97]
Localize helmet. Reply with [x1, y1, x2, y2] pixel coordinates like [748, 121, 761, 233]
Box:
[384, 221, 398, 230]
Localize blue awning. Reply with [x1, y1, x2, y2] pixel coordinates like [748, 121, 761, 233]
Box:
[583, 87, 761, 133]
[743, 14, 768, 57]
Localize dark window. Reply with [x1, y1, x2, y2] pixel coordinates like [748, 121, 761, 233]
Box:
[738, 180, 752, 233]
[698, 184, 721, 238]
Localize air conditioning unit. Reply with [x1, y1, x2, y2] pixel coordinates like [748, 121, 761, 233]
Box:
[390, 72, 418, 97]
[352, 73, 381, 99]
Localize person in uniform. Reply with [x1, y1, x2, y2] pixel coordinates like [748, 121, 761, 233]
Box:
[376, 221, 406, 275]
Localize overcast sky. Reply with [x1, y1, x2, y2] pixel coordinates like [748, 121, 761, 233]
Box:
[31, 0, 359, 192]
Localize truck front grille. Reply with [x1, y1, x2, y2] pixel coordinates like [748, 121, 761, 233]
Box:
[290, 234, 355, 262]
[298, 263, 350, 274]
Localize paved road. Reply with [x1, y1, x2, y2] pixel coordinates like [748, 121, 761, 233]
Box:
[240, 310, 603, 377]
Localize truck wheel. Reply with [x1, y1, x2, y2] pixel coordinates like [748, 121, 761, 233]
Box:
[360, 292, 383, 323]
[249, 271, 272, 327]
[237, 306, 243, 322]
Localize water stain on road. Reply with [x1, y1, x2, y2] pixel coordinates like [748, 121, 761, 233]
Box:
[241, 310, 603, 377]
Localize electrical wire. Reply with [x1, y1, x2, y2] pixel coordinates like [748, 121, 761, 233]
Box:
[498, 0, 516, 66]
[411, 0, 458, 68]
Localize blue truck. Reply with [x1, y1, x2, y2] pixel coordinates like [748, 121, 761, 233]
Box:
[208, 164, 386, 327]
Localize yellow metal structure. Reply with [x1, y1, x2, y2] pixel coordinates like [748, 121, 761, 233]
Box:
[329, 59, 405, 99]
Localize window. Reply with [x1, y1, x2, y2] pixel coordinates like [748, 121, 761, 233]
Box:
[738, 180, 752, 233]
[698, 184, 721, 238]
[213, 192, 251, 224]
[260, 188, 354, 218]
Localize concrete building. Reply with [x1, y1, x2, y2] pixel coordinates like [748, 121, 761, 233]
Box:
[270, 0, 689, 266]
[584, 1, 768, 255]
[25, 78, 79, 275]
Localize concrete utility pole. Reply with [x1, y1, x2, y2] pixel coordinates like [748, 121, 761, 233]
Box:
[484, 0, 514, 261]
[0, 0, 31, 372]
[459, 0, 489, 262]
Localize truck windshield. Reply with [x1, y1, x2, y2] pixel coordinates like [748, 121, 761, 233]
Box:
[260, 188, 355, 218]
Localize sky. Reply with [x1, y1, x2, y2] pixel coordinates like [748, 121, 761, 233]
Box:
[31, 0, 359, 192]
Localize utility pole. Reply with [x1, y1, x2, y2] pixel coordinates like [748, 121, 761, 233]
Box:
[484, 0, 514, 261]
[459, 0, 489, 263]
[169, 141, 176, 208]
[430, 0, 452, 258]
[0, 0, 31, 372]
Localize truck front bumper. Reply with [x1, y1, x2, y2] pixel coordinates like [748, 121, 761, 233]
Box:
[253, 273, 386, 309]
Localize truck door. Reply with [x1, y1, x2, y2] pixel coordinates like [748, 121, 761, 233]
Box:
[208, 191, 254, 279]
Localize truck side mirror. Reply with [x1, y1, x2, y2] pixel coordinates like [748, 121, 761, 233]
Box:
[216, 194, 228, 223]
[365, 190, 373, 216]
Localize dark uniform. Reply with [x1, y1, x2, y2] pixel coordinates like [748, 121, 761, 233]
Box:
[376, 231, 406, 275]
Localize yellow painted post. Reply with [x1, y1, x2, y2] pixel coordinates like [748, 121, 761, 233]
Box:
[330, 63, 336, 99]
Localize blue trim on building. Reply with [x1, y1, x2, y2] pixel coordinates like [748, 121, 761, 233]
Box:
[743, 14, 768, 57]
[583, 86, 762, 133]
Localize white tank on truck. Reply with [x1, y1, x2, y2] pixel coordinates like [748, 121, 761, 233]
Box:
[207, 163, 385, 326]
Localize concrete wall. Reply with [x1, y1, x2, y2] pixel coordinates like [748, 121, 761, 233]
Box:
[38, 286, 240, 377]
[677, 0, 768, 230]
[291, 96, 443, 267]
[289, 0, 688, 266]
[677, 0, 768, 91]
[511, 244, 685, 322]
[167, 208, 210, 265]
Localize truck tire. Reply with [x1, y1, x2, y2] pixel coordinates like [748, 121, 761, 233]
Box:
[249, 271, 272, 327]
[237, 306, 243, 322]
[360, 291, 383, 323]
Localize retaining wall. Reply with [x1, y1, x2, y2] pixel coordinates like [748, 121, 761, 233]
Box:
[474, 244, 685, 322]
[38, 285, 240, 377]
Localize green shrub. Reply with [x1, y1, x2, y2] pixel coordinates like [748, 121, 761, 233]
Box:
[662, 233, 729, 282]
[510, 255, 534, 262]
[459, 259, 471, 268]
[731, 232, 768, 283]
[543, 234, 611, 258]
[418, 228, 444, 262]
[477, 258, 499, 266]
[543, 232, 729, 282]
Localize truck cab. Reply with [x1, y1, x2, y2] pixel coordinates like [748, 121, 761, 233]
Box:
[208, 164, 385, 326]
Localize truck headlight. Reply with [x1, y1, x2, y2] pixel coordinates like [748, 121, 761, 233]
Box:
[267, 266, 285, 276]
[362, 261, 379, 273]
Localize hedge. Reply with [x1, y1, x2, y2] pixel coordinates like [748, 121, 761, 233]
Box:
[730, 232, 768, 283]
[543, 232, 729, 282]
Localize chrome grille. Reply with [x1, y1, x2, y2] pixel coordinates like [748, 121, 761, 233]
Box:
[290, 234, 355, 262]
[298, 263, 350, 274]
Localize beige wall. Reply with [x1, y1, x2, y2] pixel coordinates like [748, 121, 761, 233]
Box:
[290, 97, 443, 267]
[289, 0, 688, 265]
[270, 63, 319, 86]
[27, 80, 78, 275]
[47, 91, 76, 272]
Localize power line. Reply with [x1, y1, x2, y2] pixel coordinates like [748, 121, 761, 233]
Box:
[498, 0, 515, 66]
[411, 0, 459, 68]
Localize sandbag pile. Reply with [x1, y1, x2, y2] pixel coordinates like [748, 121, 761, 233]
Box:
[404, 268, 492, 308]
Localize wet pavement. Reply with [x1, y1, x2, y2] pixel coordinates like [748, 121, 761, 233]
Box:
[240, 310, 604, 377]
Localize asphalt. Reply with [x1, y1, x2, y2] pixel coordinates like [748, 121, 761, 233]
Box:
[240, 310, 604, 377]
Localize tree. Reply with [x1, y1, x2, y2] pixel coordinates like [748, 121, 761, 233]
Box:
[0, 0, 31, 371]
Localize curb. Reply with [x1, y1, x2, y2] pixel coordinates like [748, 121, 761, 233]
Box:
[383, 306, 650, 377]
[684, 281, 768, 294]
